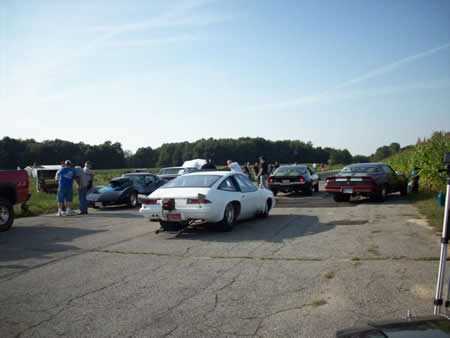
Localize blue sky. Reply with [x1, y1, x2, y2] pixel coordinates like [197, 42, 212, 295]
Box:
[1, 0, 449, 155]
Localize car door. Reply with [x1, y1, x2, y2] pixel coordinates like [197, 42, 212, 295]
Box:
[217, 176, 244, 218]
[382, 165, 400, 192]
[234, 174, 260, 218]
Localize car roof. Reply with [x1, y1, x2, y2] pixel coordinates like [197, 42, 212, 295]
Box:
[344, 163, 383, 167]
[183, 170, 231, 177]
[279, 164, 308, 168]
[111, 176, 131, 182]
[160, 167, 184, 170]
[123, 172, 153, 176]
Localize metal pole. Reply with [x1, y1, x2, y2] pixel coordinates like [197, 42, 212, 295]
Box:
[434, 179, 450, 315]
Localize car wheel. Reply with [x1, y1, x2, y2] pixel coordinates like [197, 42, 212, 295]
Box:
[159, 221, 183, 232]
[0, 198, 14, 232]
[314, 183, 319, 193]
[128, 192, 138, 208]
[333, 193, 350, 202]
[376, 185, 388, 202]
[218, 203, 236, 232]
[304, 186, 313, 196]
[261, 199, 272, 218]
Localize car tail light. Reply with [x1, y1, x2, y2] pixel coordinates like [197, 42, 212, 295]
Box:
[268, 176, 273, 184]
[142, 198, 160, 205]
[299, 176, 305, 183]
[362, 176, 375, 184]
[162, 198, 175, 210]
[187, 198, 211, 204]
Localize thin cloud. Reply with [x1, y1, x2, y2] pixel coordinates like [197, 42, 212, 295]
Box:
[244, 41, 450, 112]
[107, 34, 202, 48]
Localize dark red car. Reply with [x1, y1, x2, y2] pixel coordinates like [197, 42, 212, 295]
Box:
[0, 170, 30, 231]
[325, 163, 407, 202]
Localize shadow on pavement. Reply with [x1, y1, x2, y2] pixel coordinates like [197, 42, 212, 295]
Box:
[171, 214, 335, 243]
[349, 193, 409, 206]
[276, 191, 356, 208]
[0, 225, 107, 263]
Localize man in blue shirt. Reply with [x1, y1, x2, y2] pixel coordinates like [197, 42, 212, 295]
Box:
[55, 160, 76, 216]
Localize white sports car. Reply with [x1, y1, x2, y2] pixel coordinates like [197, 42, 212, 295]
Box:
[139, 171, 275, 231]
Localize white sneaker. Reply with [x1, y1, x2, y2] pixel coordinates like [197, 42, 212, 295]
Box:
[65, 209, 76, 216]
[57, 210, 65, 216]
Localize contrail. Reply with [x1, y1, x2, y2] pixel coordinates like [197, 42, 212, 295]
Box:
[244, 41, 450, 112]
[334, 41, 450, 90]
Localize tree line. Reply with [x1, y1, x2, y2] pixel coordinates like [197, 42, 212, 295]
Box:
[0, 136, 373, 170]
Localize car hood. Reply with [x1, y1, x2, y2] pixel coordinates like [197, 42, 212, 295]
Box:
[149, 187, 210, 199]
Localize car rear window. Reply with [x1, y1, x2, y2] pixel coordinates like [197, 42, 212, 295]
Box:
[163, 175, 221, 188]
[341, 165, 382, 174]
[159, 168, 182, 175]
[273, 166, 307, 176]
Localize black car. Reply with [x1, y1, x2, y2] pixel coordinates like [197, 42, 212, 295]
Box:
[87, 173, 166, 208]
[268, 165, 320, 196]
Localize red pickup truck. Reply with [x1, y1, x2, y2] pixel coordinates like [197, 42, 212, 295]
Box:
[0, 170, 30, 231]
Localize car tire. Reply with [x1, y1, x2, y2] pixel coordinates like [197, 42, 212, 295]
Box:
[0, 198, 14, 232]
[376, 185, 388, 202]
[128, 192, 138, 208]
[314, 183, 319, 193]
[159, 221, 183, 232]
[333, 193, 350, 202]
[400, 184, 407, 197]
[304, 185, 313, 196]
[261, 199, 272, 218]
[218, 203, 236, 232]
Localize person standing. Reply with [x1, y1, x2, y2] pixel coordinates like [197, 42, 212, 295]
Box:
[257, 156, 269, 188]
[243, 162, 252, 177]
[75, 165, 89, 215]
[55, 160, 76, 216]
[84, 161, 95, 191]
[252, 162, 260, 182]
[227, 160, 243, 174]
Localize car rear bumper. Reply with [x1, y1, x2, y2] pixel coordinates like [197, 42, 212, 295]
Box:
[140, 205, 222, 223]
[269, 182, 311, 190]
[325, 184, 376, 194]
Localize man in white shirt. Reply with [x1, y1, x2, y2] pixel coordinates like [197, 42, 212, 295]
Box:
[227, 160, 243, 174]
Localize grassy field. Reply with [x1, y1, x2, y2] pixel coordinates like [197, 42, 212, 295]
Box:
[408, 191, 446, 231]
[14, 168, 160, 218]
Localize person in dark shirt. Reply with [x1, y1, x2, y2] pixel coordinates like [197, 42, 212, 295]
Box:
[257, 156, 269, 188]
[202, 159, 217, 170]
[242, 162, 251, 177]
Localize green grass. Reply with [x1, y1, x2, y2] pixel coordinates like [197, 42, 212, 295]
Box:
[408, 191, 445, 231]
[15, 168, 160, 218]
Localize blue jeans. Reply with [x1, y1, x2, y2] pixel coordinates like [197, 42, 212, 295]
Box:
[78, 188, 88, 213]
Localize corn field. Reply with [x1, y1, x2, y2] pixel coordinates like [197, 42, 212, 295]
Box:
[386, 132, 450, 191]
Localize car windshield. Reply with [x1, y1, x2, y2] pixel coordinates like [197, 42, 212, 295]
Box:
[108, 179, 131, 189]
[163, 175, 221, 188]
[341, 165, 381, 174]
[273, 166, 307, 176]
[159, 168, 182, 175]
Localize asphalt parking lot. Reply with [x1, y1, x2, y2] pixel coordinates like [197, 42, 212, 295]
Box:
[0, 188, 442, 337]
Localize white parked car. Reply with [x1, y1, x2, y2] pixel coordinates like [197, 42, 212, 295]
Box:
[139, 171, 275, 231]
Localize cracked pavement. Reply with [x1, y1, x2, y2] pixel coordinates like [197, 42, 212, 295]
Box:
[0, 189, 444, 337]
